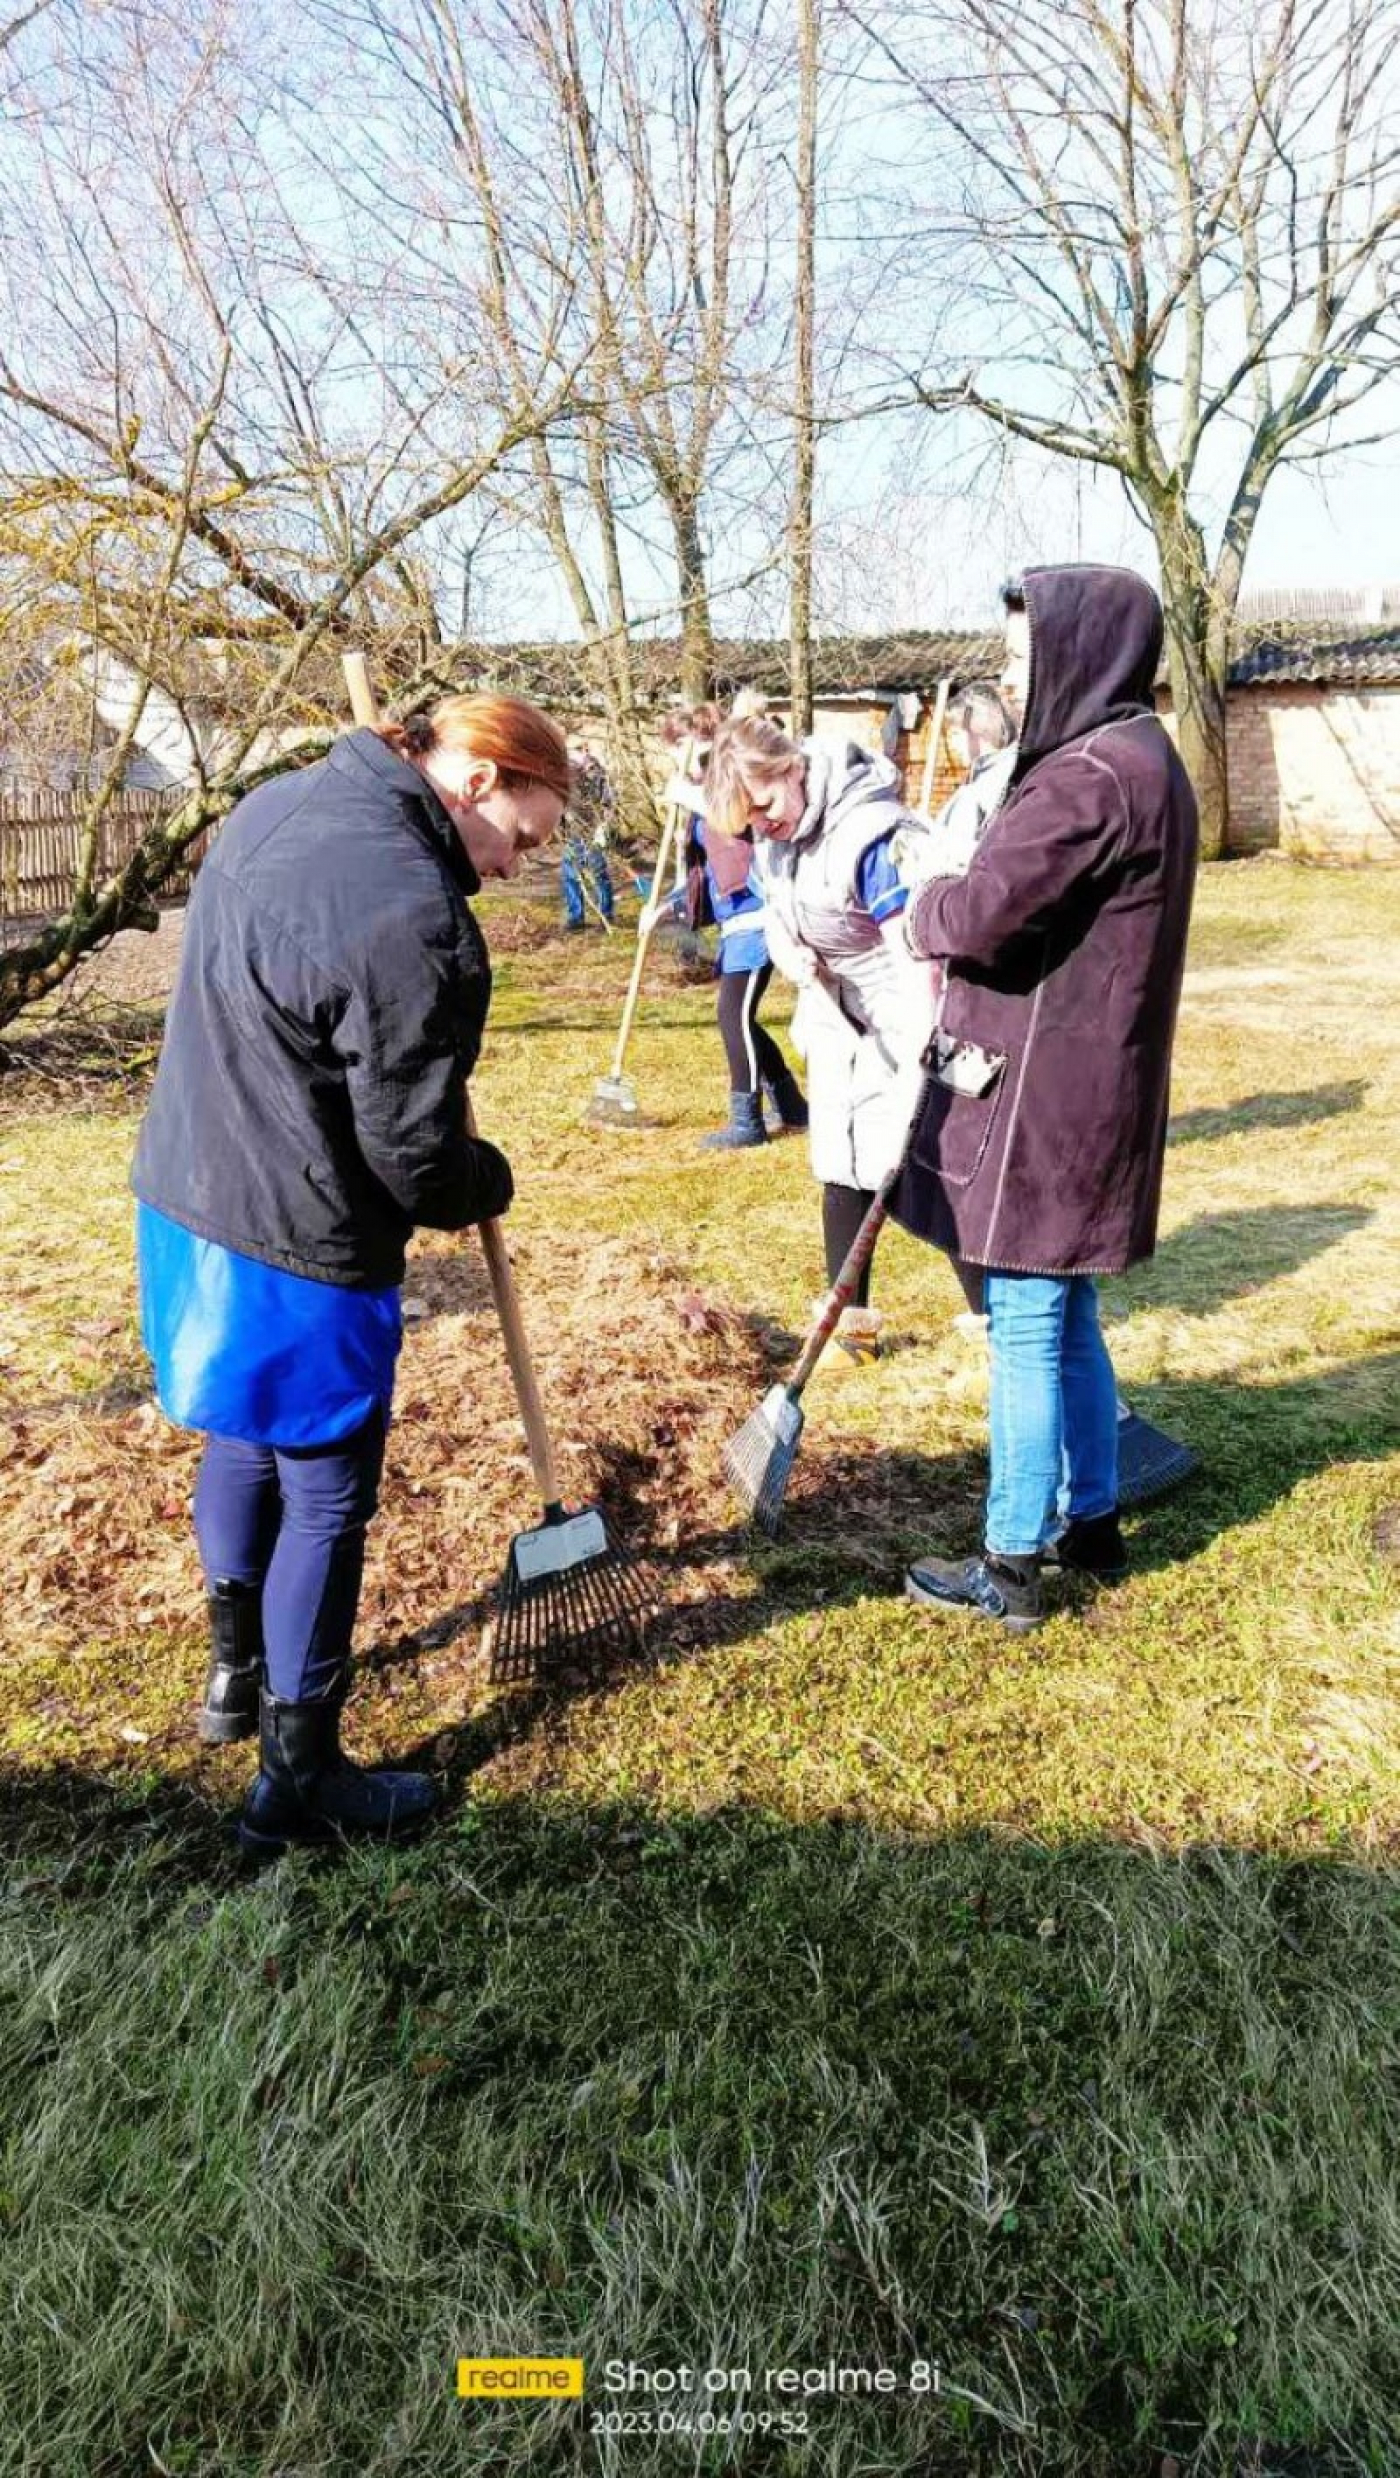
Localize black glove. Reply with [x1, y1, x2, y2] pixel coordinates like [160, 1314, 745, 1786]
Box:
[464, 1135, 514, 1222]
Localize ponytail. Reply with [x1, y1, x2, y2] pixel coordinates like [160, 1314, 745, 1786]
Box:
[380, 691, 570, 800]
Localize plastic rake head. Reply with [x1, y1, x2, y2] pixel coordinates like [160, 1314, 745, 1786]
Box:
[1115, 1412, 1200, 1510]
[721, 1386, 804, 1537]
[489, 1504, 652, 1682]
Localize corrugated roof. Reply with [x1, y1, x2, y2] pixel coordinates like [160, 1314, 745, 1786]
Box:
[435, 617, 1400, 706]
[425, 631, 1002, 705]
[1228, 624, 1400, 687]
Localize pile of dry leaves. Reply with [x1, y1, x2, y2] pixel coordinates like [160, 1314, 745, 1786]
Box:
[0, 1228, 787, 1791]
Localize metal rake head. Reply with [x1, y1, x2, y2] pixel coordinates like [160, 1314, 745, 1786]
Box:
[587, 1074, 640, 1128]
[489, 1507, 653, 1682]
[721, 1385, 804, 1537]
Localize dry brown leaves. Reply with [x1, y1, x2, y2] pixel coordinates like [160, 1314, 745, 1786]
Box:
[0, 1229, 781, 1781]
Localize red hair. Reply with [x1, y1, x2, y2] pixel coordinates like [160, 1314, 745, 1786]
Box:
[382, 692, 570, 801]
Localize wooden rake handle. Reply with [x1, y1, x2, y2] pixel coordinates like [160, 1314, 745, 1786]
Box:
[787, 1167, 900, 1397]
[341, 652, 563, 1515]
[607, 738, 695, 1084]
[461, 1093, 562, 1511]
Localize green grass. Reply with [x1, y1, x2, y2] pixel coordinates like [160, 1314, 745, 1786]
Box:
[2, 861, 1400, 2475]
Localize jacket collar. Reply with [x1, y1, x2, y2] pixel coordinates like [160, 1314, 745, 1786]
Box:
[328, 728, 482, 897]
[792, 737, 899, 845]
[1014, 565, 1163, 782]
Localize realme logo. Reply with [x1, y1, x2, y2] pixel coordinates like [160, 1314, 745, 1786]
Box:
[457, 2358, 584, 2399]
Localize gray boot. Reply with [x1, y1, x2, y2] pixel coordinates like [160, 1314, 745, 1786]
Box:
[700, 1091, 769, 1150]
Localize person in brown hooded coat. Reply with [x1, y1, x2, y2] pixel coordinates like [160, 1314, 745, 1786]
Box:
[897, 565, 1198, 1630]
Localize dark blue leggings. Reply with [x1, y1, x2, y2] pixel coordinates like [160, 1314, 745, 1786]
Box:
[192, 1407, 388, 1702]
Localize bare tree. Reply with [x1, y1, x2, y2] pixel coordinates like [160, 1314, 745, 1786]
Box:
[331, 1, 788, 726]
[0, 0, 584, 1022]
[537, 0, 767, 705]
[790, 0, 821, 732]
[310, 0, 670, 826]
[850, 0, 1400, 855]
[0, 0, 59, 59]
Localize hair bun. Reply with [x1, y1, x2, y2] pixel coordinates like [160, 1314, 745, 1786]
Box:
[399, 710, 437, 757]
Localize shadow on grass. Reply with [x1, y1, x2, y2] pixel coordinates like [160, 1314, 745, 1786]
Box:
[500, 1004, 721, 1039]
[1168, 1080, 1369, 1148]
[1119, 1203, 1374, 1318]
[0, 1767, 1395, 2477]
[361, 1428, 986, 1730]
[1103, 1347, 1400, 1578]
[369, 1335, 1400, 1725]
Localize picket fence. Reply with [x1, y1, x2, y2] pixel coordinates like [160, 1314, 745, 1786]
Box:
[0, 788, 206, 921]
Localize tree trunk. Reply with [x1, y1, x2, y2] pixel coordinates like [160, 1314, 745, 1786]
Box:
[1158, 610, 1229, 863]
[595, 671, 658, 843]
[1154, 511, 1230, 861]
[581, 420, 659, 841]
[671, 496, 714, 707]
[0, 790, 214, 1030]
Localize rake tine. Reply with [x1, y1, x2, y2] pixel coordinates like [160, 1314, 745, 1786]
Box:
[489, 1509, 652, 1685]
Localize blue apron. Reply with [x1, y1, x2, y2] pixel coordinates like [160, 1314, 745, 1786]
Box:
[137, 1203, 402, 1447]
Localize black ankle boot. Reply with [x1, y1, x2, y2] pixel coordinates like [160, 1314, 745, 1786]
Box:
[904, 1549, 1044, 1632]
[1043, 1510, 1128, 1580]
[764, 1068, 809, 1132]
[238, 1686, 438, 1859]
[199, 1579, 265, 1745]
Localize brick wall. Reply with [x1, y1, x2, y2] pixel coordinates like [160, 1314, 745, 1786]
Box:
[808, 696, 964, 813]
[1161, 683, 1400, 863]
[1235, 685, 1400, 864]
[850, 681, 1400, 861]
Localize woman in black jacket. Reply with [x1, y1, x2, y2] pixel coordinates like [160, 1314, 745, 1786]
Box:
[132, 692, 569, 1855]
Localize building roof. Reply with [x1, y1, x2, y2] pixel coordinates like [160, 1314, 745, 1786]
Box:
[1227, 623, 1400, 688]
[436, 616, 1400, 708]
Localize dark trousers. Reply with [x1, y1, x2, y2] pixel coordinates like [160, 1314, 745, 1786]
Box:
[822, 1182, 879, 1308]
[192, 1407, 388, 1702]
[821, 1183, 984, 1316]
[716, 964, 787, 1097]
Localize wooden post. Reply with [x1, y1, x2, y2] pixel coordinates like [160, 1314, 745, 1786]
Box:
[918, 678, 951, 816]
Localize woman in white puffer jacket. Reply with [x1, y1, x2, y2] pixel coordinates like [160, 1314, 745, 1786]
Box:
[705, 716, 938, 1365]
[706, 702, 1199, 1505]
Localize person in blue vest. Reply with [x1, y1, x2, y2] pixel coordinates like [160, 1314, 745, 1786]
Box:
[131, 690, 570, 1856]
[654, 699, 808, 1148]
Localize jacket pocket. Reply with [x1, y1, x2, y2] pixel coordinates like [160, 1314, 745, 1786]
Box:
[908, 1062, 1009, 1190]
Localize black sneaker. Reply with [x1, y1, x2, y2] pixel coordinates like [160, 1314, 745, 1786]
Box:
[1042, 1511, 1128, 1580]
[905, 1551, 1043, 1632]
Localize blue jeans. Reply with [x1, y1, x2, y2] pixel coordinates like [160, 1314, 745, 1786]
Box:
[192, 1406, 388, 1701]
[983, 1273, 1118, 1557]
[561, 834, 615, 925]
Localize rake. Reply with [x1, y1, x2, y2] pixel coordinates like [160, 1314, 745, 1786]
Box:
[342, 652, 652, 1680]
[588, 741, 695, 1127]
[1115, 1409, 1199, 1507]
[468, 1190, 653, 1682]
[724, 1166, 899, 1535]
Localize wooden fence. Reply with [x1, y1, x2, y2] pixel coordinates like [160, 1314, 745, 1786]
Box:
[0, 788, 207, 922]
